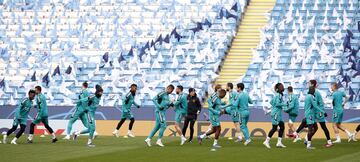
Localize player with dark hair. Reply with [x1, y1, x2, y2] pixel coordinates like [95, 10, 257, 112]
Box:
[182, 88, 201, 143]
[145, 84, 174, 147]
[233, 83, 253, 146]
[74, 85, 103, 147]
[293, 80, 333, 147]
[3, 90, 36, 144]
[263, 83, 286, 149]
[27, 86, 58, 143]
[64, 82, 90, 140]
[304, 86, 321, 149]
[198, 89, 227, 151]
[172, 85, 188, 145]
[112, 84, 141, 138]
[330, 83, 352, 143]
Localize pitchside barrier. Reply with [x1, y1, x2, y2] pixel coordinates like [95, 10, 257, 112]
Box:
[0, 106, 359, 139]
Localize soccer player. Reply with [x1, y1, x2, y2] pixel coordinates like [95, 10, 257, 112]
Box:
[112, 84, 140, 138]
[224, 83, 242, 142]
[304, 86, 321, 149]
[263, 83, 286, 149]
[64, 82, 90, 140]
[204, 84, 222, 136]
[172, 85, 188, 145]
[349, 124, 360, 142]
[233, 83, 253, 146]
[293, 80, 333, 147]
[74, 85, 103, 147]
[28, 86, 58, 143]
[284, 86, 299, 137]
[330, 83, 352, 143]
[182, 88, 201, 143]
[3, 90, 36, 144]
[198, 89, 227, 151]
[310, 80, 333, 147]
[145, 84, 174, 147]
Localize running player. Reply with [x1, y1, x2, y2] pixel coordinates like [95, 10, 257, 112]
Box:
[3, 90, 36, 144]
[330, 83, 352, 143]
[172, 85, 188, 145]
[145, 84, 174, 147]
[198, 89, 227, 151]
[224, 83, 242, 142]
[263, 83, 286, 149]
[112, 84, 140, 138]
[73, 85, 103, 147]
[27, 86, 58, 143]
[63, 82, 90, 140]
[233, 83, 253, 146]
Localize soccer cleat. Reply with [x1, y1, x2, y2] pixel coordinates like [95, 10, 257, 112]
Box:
[93, 132, 98, 139]
[324, 143, 333, 148]
[333, 139, 341, 143]
[235, 136, 243, 142]
[197, 136, 203, 145]
[127, 131, 135, 138]
[244, 139, 251, 146]
[27, 139, 33, 144]
[72, 132, 78, 141]
[213, 144, 222, 148]
[306, 146, 316, 150]
[348, 134, 355, 142]
[180, 137, 187, 145]
[350, 133, 357, 142]
[228, 137, 233, 140]
[156, 139, 164, 147]
[286, 133, 295, 138]
[303, 140, 307, 146]
[52, 138, 58, 143]
[210, 148, 217, 151]
[112, 131, 119, 138]
[276, 142, 286, 148]
[263, 141, 271, 149]
[87, 143, 96, 148]
[63, 135, 71, 140]
[293, 136, 301, 143]
[145, 138, 151, 147]
[3, 135, 7, 144]
[10, 140, 17, 145]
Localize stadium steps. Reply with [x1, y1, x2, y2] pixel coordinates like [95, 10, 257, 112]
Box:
[203, 0, 276, 108]
[216, 0, 276, 85]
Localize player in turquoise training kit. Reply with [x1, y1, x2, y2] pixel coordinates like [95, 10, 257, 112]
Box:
[233, 83, 253, 146]
[172, 85, 188, 145]
[73, 85, 103, 147]
[3, 90, 36, 144]
[112, 84, 141, 138]
[64, 82, 90, 140]
[284, 86, 299, 138]
[145, 84, 174, 147]
[28, 86, 58, 143]
[223, 83, 242, 142]
[263, 83, 287, 149]
[303, 86, 322, 149]
[330, 83, 352, 143]
[198, 89, 227, 151]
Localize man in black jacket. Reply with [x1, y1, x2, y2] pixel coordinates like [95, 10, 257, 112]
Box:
[182, 88, 201, 142]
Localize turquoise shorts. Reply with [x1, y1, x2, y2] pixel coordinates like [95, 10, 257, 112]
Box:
[13, 117, 27, 126]
[306, 114, 315, 125]
[332, 111, 343, 123]
[271, 112, 282, 125]
[121, 111, 134, 119]
[210, 116, 220, 127]
[226, 107, 239, 123]
[315, 112, 326, 122]
[33, 113, 49, 125]
[175, 111, 186, 124]
[289, 115, 297, 123]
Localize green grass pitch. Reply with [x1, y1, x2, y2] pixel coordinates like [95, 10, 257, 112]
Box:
[0, 136, 359, 162]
